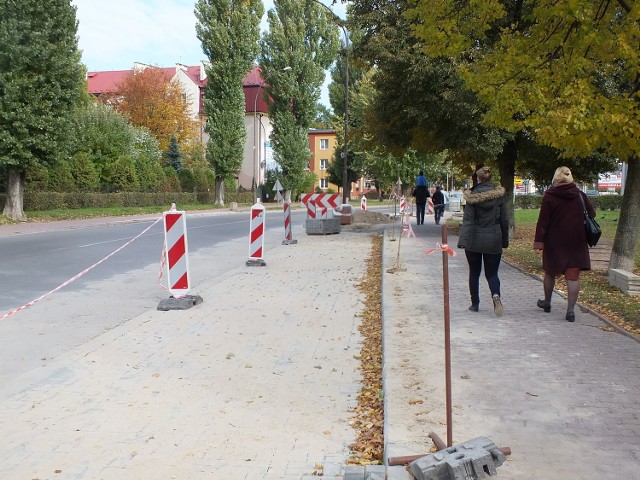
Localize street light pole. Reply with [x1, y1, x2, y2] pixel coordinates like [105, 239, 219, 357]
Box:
[311, 0, 349, 205]
[253, 81, 264, 203]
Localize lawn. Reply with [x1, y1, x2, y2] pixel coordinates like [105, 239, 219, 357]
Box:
[505, 209, 639, 335]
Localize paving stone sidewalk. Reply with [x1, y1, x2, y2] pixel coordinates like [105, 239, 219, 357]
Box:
[381, 217, 640, 480]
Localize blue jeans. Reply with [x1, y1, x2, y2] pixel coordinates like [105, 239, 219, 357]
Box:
[464, 250, 502, 306]
[434, 205, 444, 224]
[415, 202, 426, 224]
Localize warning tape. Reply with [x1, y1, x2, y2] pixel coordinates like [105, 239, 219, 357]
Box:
[0, 217, 163, 321]
[401, 218, 456, 257]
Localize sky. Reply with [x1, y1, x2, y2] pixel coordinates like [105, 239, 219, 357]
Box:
[73, 0, 347, 107]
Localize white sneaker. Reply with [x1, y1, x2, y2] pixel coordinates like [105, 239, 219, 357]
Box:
[492, 294, 503, 317]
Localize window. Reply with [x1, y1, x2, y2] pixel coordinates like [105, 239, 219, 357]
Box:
[320, 139, 329, 150]
[320, 178, 328, 189]
[320, 159, 329, 170]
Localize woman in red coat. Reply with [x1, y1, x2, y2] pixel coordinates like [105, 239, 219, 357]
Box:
[533, 166, 596, 322]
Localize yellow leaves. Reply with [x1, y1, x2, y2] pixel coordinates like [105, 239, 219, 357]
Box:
[349, 235, 384, 465]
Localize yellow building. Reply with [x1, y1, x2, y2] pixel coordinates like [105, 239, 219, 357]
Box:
[307, 129, 340, 193]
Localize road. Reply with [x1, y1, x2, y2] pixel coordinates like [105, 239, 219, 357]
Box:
[0, 208, 308, 396]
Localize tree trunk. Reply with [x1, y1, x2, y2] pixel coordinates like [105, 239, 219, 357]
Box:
[284, 190, 292, 204]
[2, 169, 27, 221]
[497, 139, 517, 238]
[215, 178, 225, 206]
[609, 157, 640, 272]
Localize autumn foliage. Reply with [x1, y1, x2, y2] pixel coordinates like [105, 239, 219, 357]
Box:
[106, 67, 199, 152]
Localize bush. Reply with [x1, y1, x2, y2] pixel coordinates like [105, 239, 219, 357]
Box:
[514, 193, 622, 211]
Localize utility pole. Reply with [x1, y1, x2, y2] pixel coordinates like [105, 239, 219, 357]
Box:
[311, 0, 349, 205]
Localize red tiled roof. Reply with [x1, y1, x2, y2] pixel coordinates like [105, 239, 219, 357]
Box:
[86, 64, 268, 114]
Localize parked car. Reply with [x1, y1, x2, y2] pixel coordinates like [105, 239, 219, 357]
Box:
[447, 191, 465, 212]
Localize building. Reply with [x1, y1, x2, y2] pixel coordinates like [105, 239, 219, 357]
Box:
[86, 62, 273, 192]
[307, 129, 339, 193]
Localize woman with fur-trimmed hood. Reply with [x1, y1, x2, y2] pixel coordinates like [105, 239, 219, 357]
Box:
[457, 166, 509, 316]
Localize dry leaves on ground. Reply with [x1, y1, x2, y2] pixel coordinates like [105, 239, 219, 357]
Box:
[348, 234, 384, 465]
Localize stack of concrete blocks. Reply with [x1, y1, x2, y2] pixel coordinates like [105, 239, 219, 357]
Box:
[409, 437, 506, 480]
[305, 204, 341, 235]
[608, 268, 640, 296]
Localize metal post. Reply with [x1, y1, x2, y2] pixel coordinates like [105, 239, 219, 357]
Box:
[442, 225, 453, 446]
[311, 0, 349, 205]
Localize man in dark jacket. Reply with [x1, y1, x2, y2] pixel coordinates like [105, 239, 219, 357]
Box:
[432, 185, 445, 225]
[457, 167, 509, 316]
[412, 182, 430, 225]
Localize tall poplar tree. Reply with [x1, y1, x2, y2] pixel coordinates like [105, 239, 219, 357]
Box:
[0, 0, 85, 220]
[195, 0, 264, 206]
[259, 0, 339, 200]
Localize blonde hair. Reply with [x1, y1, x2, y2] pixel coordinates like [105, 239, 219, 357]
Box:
[476, 166, 491, 183]
[552, 166, 574, 185]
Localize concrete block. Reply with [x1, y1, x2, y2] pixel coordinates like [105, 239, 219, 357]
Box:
[409, 437, 506, 480]
[157, 295, 203, 311]
[608, 269, 640, 296]
[305, 218, 341, 235]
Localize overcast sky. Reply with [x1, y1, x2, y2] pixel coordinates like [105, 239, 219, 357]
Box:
[74, 0, 347, 106]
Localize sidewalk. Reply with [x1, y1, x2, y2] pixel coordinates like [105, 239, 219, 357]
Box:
[0, 211, 638, 480]
[0, 220, 378, 480]
[382, 215, 640, 479]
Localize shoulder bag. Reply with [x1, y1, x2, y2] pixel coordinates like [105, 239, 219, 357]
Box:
[579, 194, 601, 247]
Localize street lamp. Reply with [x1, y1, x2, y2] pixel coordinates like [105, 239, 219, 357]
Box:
[311, 0, 349, 205]
[253, 66, 292, 203]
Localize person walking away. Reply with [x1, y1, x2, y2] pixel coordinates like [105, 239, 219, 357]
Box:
[432, 185, 445, 225]
[412, 181, 429, 225]
[416, 171, 427, 187]
[457, 167, 509, 316]
[533, 166, 595, 322]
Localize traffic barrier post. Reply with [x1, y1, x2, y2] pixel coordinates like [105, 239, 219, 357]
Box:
[247, 201, 267, 266]
[282, 202, 297, 245]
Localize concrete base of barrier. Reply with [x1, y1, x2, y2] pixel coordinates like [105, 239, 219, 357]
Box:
[157, 295, 203, 311]
[246, 258, 267, 266]
[305, 218, 341, 235]
[282, 239, 298, 245]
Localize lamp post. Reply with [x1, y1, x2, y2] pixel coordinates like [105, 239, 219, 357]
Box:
[253, 81, 265, 203]
[312, 0, 349, 205]
[254, 66, 291, 203]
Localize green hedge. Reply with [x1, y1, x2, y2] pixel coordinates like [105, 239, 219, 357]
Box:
[514, 194, 622, 210]
[0, 191, 254, 211]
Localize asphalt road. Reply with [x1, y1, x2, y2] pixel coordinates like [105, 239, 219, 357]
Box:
[0, 208, 308, 395]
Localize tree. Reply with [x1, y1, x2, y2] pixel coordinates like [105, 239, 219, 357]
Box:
[0, 0, 85, 220]
[164, 136, 183, 172]
[195, 0, 264, 206]
[71, 102, 162, 191]
[259, 0, 340, 201]
[108, 67, 198, 152]
[409, 0, 640, 271]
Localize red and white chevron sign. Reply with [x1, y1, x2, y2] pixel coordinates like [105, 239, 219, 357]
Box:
[300, 193, 341, 209]
[163, 210, 190, 297]
[400, 195, 406, 214]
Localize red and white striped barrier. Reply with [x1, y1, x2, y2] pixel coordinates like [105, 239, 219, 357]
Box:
[300, 193, 341, 210]
[400, 195, 406, 215]
[361, 195, 367, 211]
[306, 198, 317, 219]
[163, 209, 191, 297]
[282, 202, 297, 245]
[247, 201, 266, 266]
[427, 197, 434, 214]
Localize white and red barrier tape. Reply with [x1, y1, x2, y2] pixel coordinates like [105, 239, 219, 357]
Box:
[1, 217, 163, 321]
[401, 221, 456, 257]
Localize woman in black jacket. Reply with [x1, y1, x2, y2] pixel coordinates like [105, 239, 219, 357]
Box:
[457, 167, 509, 316]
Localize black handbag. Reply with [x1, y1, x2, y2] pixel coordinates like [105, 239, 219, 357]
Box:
[579, 194, 601, 247]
